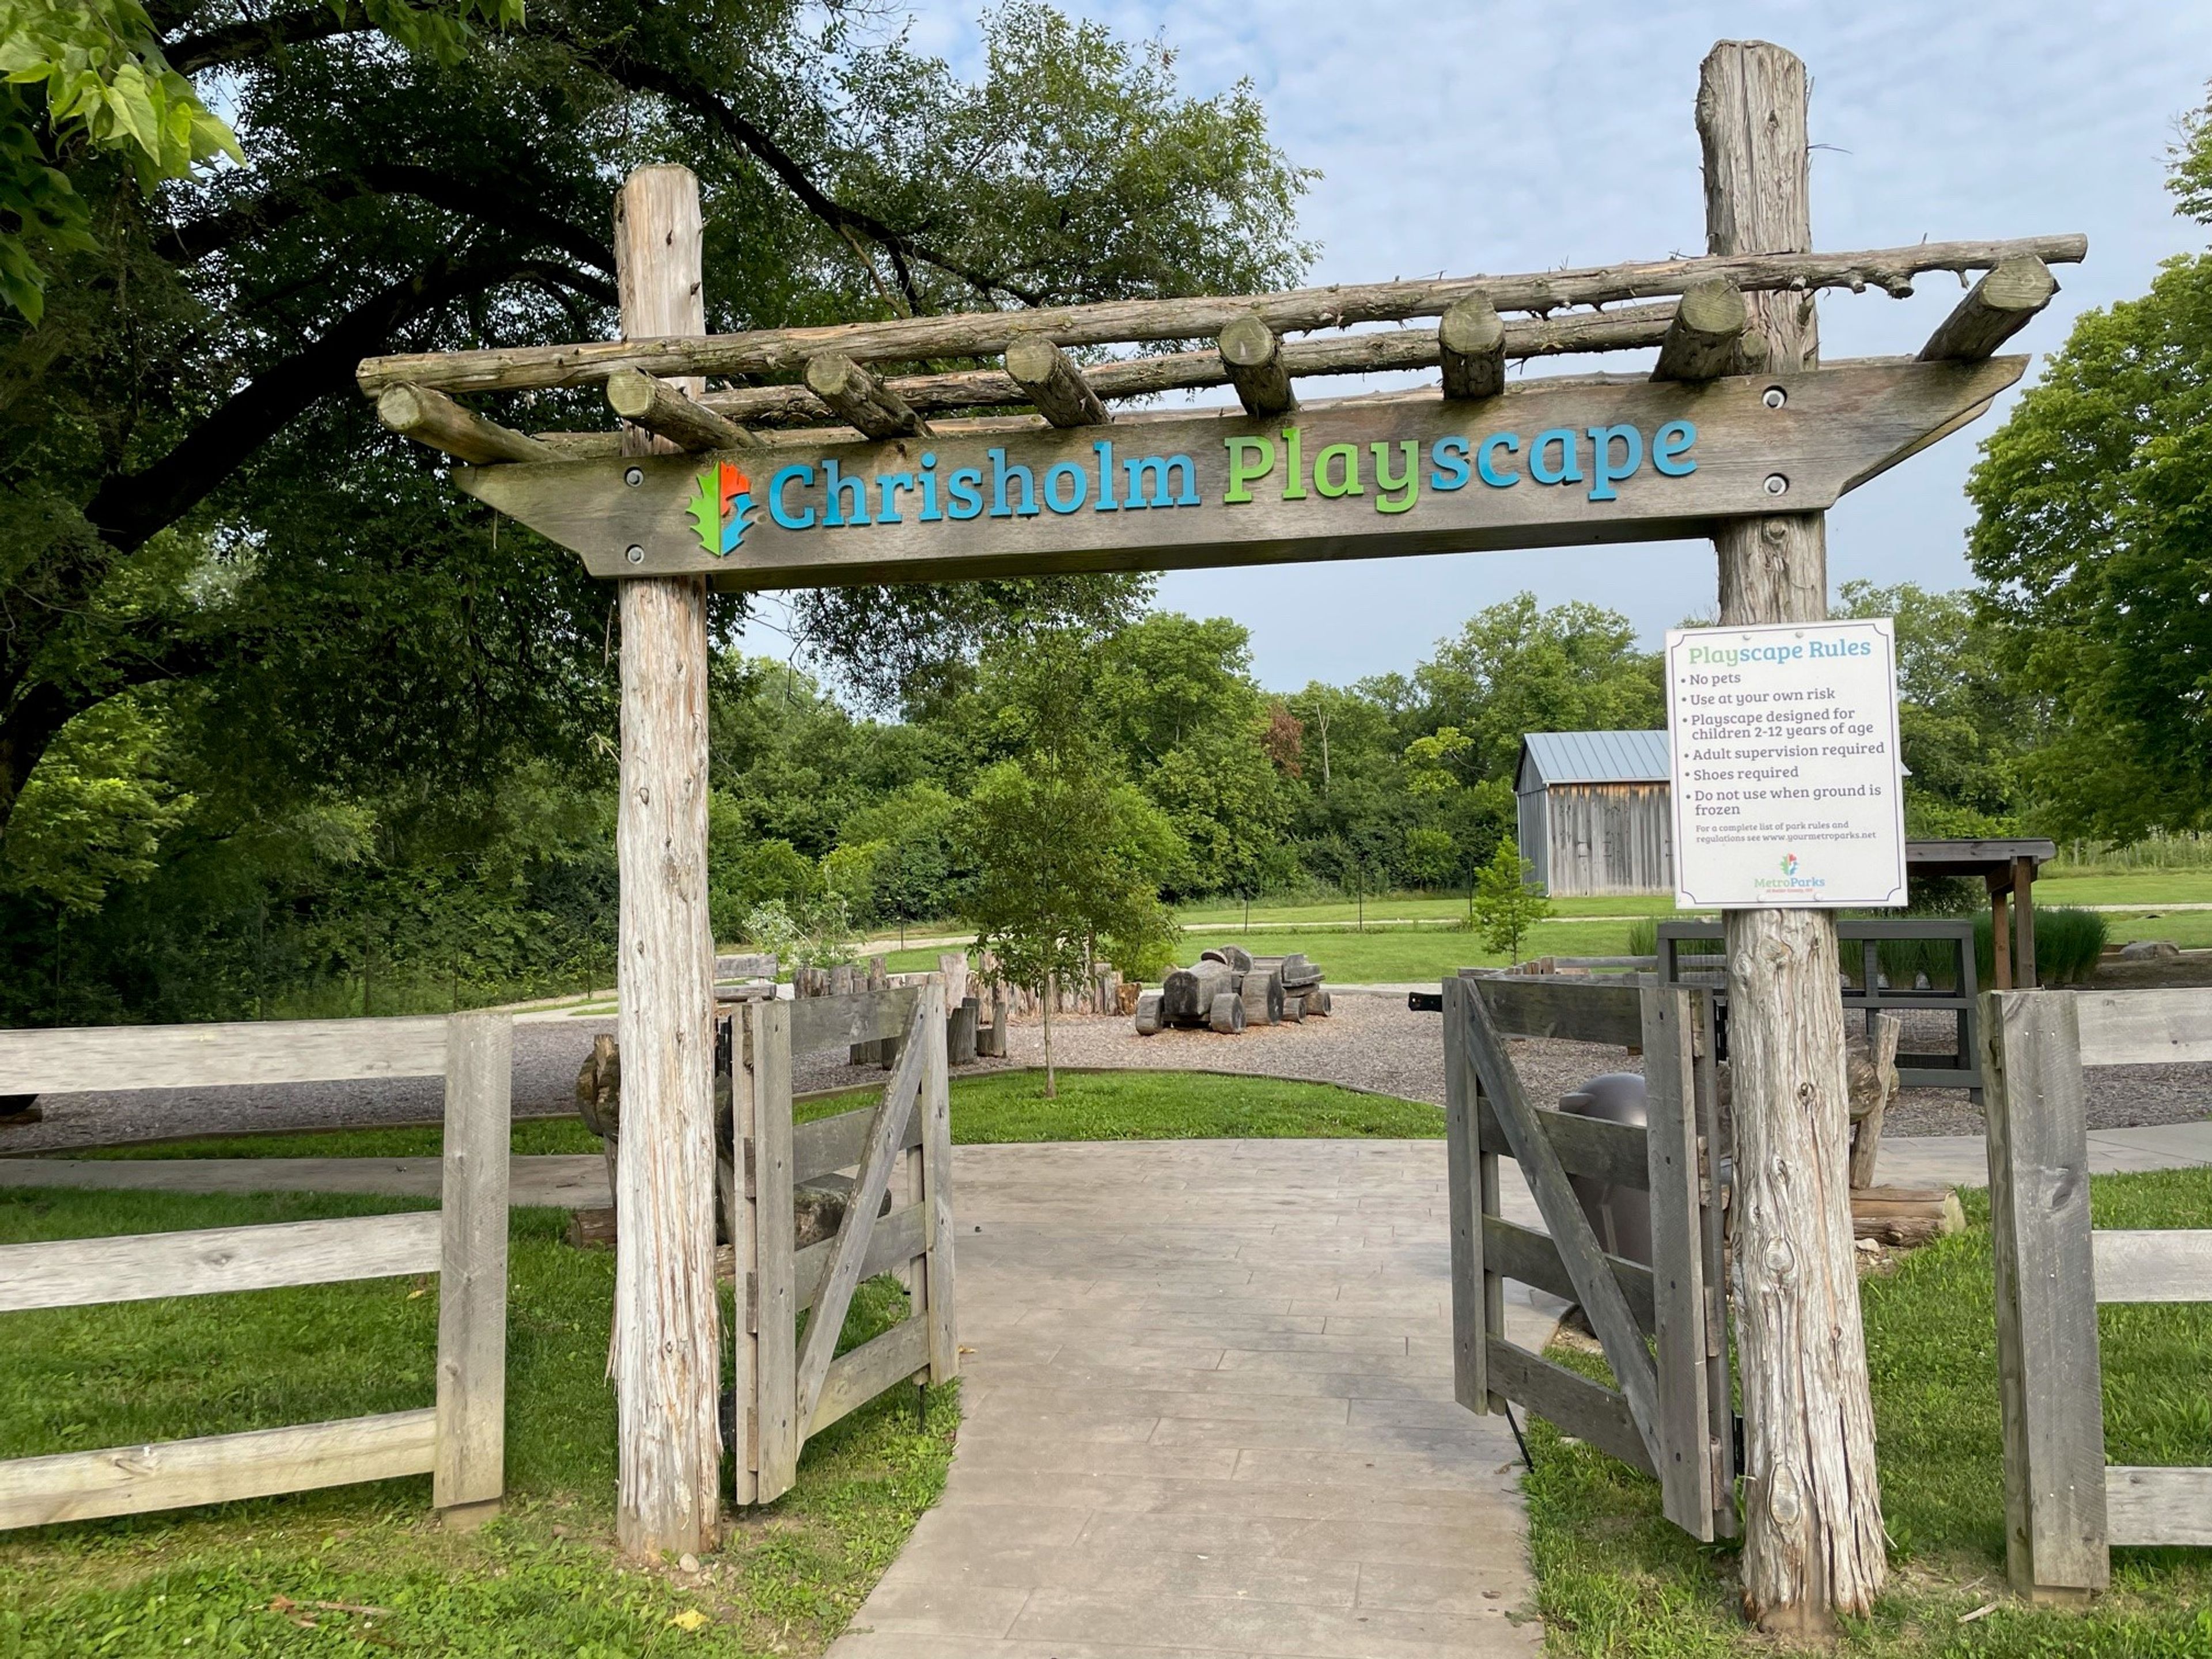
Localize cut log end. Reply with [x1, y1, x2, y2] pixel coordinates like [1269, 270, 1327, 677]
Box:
[1217, 312, 1297, 416]
[1918, 256, 2056, 362]
[1438, 296, 1506, 400]
[1004, 332, 1109, 427]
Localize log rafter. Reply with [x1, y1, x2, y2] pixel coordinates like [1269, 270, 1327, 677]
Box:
[357, 234, 2086, 398]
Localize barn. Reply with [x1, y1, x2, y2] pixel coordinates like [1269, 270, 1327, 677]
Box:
[1514, 731, 1673, 896]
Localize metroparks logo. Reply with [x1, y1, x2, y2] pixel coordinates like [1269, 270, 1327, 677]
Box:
[1754, 851, 1826, 893]
[686, 461, 760, 557]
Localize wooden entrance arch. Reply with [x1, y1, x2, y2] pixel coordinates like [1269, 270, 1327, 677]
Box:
[356, 37, 2082, 1633]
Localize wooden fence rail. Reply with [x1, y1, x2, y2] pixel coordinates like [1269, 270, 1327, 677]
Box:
[732, 980, 955, 1506]
[1983, 986, 2212, 1597]
[0, 1012, 510, 1532]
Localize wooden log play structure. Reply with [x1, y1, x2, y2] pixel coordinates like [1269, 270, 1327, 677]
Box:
[1138, 948, 1330, 1035]
[354, 34, 2083, 1614]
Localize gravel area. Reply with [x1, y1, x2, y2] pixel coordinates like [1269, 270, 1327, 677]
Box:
[5, 986, 2205, 1155]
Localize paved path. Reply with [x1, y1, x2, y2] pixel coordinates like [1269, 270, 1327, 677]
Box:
[829, 1140, 1546, 1659]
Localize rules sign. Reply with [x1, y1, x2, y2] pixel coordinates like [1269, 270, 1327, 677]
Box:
[1665, 619, 1907, 909]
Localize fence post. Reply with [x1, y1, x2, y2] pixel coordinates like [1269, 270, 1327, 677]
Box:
[434, 1010, 510, 1526]
[919, 980, 958, 1383]
[748, 998, 797, 1503]
[1642, 983, 1720, 1541]
[1983, 989, 2108, 1600]
[1441, 976, 1488, 1415]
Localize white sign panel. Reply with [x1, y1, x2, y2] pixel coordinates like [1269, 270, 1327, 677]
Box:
[1665, 619, 1907, 909]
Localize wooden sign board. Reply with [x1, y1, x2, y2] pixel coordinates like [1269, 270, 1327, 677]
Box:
[456, 357, 2022, 591]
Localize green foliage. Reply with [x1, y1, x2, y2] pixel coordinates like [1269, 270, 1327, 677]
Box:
[1472, 835, 1551, 963]
[1973, 904, 2108, 987]
[1967, 109, 2212, 840]
[961, 628, 1181, 1087]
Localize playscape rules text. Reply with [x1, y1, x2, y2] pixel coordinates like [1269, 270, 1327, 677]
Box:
[1665, 618, 1907, 909]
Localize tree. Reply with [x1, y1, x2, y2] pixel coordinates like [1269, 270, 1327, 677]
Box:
[2, 0, 1310, 1019]
[961, 629, 1180, 1097]
[1471, 836, 1551, 965]
[1966, 91, 2212, 840]
[1415, 593, 1662, 782]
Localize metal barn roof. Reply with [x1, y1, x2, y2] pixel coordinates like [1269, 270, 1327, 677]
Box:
[1516, 730, 1672, 791]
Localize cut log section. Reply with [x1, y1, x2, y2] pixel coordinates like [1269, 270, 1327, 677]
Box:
[1302, 987, 1332, 1018]
[1278, 953, 1320, 990]
[1207, 991, 1248, 1035]
[1240, 970, 1284, 1027]
[1850, 1185, 1965, 1248]
[1133, 990, 1164, 1036]
[1218, 313, 1297, 417]
[1004, 334, 1109, 427]
[1199, 945, 1255, 972]
[1439, 296, 1506, 400]
[605, 368, 759, 451]
[377, 384, 553, 465]
[1651, 278, 1750, 382]
[804, 352, 931, 439]
[1917, 256, 2056, 363]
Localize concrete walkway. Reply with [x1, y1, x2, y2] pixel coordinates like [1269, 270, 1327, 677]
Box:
[829, 1140, 1546, 1659]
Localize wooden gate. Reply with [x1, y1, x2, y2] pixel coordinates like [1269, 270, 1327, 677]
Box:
[1984, 986, 2212, 1599]
[1442, 973, 1735, 1540]
[730, 979, 956, 1506]
[0, 1013, 510, 1531]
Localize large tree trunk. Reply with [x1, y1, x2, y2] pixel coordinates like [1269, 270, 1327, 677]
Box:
[1700, 40, 1886, 1634]
[609, 165, 723, 1560]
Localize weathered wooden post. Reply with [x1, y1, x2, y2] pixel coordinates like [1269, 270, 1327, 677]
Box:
[1699, 41, 1887, 1631]
[610, 164, 724, 1558]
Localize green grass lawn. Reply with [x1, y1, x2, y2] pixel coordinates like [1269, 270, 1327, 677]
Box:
[54, 1073, 1441, 1164]
[0, 1189, 954, 1657]
[885, 917, 1645, 982]
[1527, 1170, 2212, 1656]
[2037, 867, 2212, 906]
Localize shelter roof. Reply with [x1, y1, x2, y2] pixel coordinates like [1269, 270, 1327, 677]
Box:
[1904, 839, 2058, 881]
[1517, 731, 1671, 791]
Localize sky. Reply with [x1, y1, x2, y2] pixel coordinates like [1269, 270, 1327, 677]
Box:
[744, 1, 2212, 694]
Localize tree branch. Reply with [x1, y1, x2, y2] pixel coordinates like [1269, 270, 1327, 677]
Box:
[165, 2, 376, 75]
[156, 164, 615, 275]
[85, 244, 532, 555]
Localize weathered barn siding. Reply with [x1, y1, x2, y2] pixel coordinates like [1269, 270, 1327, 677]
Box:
[1541, 783, 1674, 896]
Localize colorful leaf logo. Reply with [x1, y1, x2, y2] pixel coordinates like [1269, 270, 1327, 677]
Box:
[684, 461, 760, 558]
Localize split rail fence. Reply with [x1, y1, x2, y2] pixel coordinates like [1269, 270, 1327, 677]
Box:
[730, 980, 956, 1506]
[1984, 986, 2212, 1599]
[0, 1013, 510, 1531]
[1442, 974, 1736, 1541]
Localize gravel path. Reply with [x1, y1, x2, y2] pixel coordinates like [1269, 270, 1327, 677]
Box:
[5, 988, 2206, 1156]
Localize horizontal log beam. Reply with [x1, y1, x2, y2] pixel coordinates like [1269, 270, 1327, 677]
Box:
[1003, 333, 1108, 427]
[605, 368, 759, 451]
[1439, 296, 1506, 400]
[804, 351, 930, 439]
[1652, 278, 1750, 382]
[355, 234, 2089, 396]
[1917, 256, 2057, 362]
[690, 302, 1681, 429]
[1218, 312, 1296, 416]
[377, 384, 552, 464]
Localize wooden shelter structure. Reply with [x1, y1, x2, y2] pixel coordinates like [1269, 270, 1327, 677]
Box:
[1907, 836, 2056, 988]
[354, 37, 2081, 1633]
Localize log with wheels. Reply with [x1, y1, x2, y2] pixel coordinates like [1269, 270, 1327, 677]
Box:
[1162, 959, 1232, 1022]
[1207, 991, 1247, 1034]
[1133, 990, 1164, 1036]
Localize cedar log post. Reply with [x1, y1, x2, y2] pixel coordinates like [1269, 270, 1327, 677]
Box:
[1699, 41, 1887, 1632]
[611, 164, 724, 1558]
